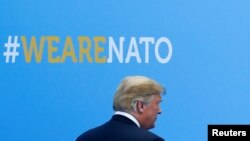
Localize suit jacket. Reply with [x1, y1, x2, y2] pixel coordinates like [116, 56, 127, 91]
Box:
[76, 115, 164, 141]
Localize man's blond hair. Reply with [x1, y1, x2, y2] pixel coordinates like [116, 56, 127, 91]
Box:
[113, 76, 165, 112]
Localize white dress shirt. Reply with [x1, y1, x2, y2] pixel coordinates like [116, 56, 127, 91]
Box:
[115, 111, 140, 127]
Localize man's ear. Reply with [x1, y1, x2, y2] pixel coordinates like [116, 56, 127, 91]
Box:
[136, 101, 144, 113]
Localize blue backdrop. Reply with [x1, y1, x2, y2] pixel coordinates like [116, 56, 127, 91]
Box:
[1, 0, 250, 141]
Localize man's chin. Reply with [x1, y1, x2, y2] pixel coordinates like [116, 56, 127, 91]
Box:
[149, 123, 156, 130]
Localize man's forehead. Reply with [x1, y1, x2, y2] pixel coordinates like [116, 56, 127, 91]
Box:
[155, 94, 162, 101]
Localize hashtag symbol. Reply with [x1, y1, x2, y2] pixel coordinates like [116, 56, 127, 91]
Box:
[3, 36, 20, 63]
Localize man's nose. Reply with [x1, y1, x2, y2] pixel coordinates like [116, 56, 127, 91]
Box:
[158, 107, 162, 114]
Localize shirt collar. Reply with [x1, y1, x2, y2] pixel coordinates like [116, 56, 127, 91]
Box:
[115, 111, 140, 127]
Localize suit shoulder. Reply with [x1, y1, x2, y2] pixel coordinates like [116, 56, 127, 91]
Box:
[76, 120, 165, 141]
[133, 128, 165, 141]
[75, 124, 107, 141]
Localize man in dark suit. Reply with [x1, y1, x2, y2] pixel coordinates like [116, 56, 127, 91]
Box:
[76, 76, 165, 141]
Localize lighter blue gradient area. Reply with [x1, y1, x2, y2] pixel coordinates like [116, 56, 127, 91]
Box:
[1, 0, 250, 141]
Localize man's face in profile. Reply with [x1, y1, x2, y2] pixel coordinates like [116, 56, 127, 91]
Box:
[141, 94, 162, 130]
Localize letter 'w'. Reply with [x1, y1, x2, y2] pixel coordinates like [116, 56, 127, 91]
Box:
[21, 36, 46, 63]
